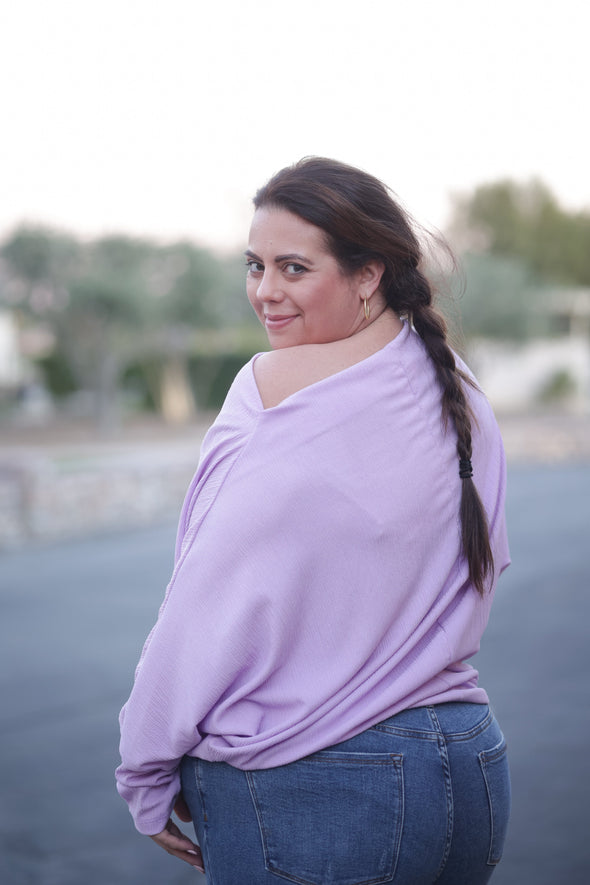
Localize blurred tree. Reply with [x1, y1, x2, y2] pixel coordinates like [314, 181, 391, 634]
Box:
[449, 179, 590, 286]
[137, 241, 259, 422]
[0, 226, 80, 314]
[1, 230, 158, 431]
[1, 226, 256, 429]
[148, 242, 220, 422]
[451, 253, 552, 341]
[447, 180, 590, 340]
[63, 261, 148, 431]
[159, 242, 220, 325]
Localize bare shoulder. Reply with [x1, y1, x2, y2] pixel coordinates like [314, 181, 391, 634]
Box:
[253, 345, 329, 409]
[253, 314, 403, 409]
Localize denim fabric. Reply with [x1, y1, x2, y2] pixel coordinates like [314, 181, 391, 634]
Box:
[180, 703, 510, 885]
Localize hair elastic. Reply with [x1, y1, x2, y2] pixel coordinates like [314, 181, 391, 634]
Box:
[459, 459, 473, 479]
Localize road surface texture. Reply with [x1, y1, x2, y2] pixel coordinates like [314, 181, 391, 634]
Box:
[1, 462, 589, 884]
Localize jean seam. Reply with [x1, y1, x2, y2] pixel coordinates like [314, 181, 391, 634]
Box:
[443, 708, 494, 743]
[245, 772, 273, 878]
[427, 706, 454, 880]
[371, 707, 493, 744]
[306, 753, 403, 764]
[370, 724, 440, 740]
[478, 737, 509, 865]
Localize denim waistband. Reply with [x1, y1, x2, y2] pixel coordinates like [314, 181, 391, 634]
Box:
[371, 702, 493, 742]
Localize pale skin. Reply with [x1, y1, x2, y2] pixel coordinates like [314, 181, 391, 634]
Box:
[149, 206, 403, 872]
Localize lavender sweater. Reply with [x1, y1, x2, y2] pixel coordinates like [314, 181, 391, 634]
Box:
[116, 323, 510, 834]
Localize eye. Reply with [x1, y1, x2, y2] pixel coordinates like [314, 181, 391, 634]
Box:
[283, 263, 306, 275]
[245, 259, 264, 274]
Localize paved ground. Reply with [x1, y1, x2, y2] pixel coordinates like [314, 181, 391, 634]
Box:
[0, 440, 589, 882]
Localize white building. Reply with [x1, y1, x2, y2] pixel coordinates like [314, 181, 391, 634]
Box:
[467, 289, 590, 413]
[0, 311, 24, 389]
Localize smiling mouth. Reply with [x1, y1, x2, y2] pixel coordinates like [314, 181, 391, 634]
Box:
[264, 314, 298, 328]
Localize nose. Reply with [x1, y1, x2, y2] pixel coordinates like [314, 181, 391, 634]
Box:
[255, 268, 283, 303]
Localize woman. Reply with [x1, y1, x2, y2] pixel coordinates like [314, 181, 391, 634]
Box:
[117, 158, 511, 884]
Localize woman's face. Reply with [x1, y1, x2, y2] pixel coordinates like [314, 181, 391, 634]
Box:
[245, 207, 368, 349]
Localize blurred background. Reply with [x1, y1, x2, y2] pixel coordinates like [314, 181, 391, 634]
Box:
[1, 1, 588, 883]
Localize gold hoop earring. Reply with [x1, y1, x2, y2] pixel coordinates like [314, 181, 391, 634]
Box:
[363, 297, 370, 320]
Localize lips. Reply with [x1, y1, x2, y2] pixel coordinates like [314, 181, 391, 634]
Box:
[264, 314, 298, 329]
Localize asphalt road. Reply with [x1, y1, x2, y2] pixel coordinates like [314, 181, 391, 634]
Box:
[1, 463, 589, 885]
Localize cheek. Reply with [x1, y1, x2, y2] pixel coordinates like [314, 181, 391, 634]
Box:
[319, 278, 356, 318]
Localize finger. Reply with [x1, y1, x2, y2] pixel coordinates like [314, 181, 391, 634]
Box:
[152, 837, 204, 871]
[185, 847, 205, 873]
[163, 845, 205, 872]
[156, 827, 198, 852]
[150, 821, 204, 870]
[164, 819, 193, 841]
[172, 846, 205, 872]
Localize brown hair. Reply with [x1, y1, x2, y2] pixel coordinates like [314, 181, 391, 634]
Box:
[254, 157, 494, 594]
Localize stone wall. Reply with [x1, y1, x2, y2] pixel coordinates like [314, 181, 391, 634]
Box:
[0, 444, 200, 549]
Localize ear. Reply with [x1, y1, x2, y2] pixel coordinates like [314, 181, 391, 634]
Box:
[357, 260, 385, 300]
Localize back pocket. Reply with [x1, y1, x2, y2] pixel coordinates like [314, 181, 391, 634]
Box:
[479, 738, 511, 865]
[246, 750, 403, 885]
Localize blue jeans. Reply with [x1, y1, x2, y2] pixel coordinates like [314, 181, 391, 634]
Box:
[180, 703, 510, 885]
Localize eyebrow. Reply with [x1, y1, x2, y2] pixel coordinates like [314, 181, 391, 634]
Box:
[244, 249, 313, 265]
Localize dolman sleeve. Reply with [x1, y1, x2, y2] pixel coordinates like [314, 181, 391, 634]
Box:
[115, 360, 261, 834]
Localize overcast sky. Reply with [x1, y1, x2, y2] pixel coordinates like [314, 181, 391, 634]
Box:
[1, 0, 588, 251]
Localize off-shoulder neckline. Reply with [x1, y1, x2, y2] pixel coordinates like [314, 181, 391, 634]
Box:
[249, 321, 411, 412]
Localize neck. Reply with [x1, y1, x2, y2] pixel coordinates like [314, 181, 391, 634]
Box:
[362, 305, 403, 340]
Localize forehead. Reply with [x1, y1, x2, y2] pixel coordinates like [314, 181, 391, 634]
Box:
[248, 207, 329, 255]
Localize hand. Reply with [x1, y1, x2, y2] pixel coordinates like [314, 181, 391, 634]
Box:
[149, 817, 204, 873]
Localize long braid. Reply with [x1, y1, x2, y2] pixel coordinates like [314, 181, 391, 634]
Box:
[401, 268, 494, 594]
[254, 156, 495, 594]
